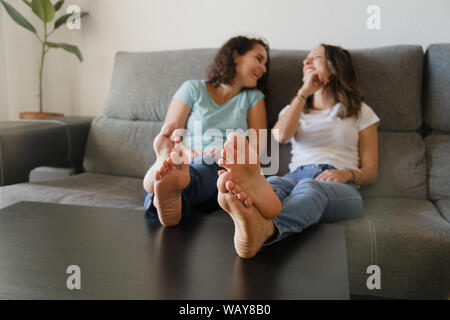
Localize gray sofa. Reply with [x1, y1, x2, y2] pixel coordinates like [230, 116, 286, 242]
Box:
[0, 44, 449, 300]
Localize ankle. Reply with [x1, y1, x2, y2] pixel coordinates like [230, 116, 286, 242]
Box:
[264, 220, 277, 243]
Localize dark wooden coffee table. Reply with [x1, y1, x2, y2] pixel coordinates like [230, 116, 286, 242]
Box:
[0, 201, 349, 299]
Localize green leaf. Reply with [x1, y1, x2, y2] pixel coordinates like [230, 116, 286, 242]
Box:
[0, 0, 36, 33]
[54, 11, 88, 30]
[54, 0, 64, 12]
[46, 41, 83, 62]
[22, 0, 32, 8]
[31, 0, 55, 22]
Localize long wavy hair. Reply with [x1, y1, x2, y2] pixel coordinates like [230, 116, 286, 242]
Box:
[207, 36, 270, 97]
[304, 44, 365, 118]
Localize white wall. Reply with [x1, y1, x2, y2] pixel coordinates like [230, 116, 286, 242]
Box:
[2, 0, 450, 120]
[0, 9, 10, 121]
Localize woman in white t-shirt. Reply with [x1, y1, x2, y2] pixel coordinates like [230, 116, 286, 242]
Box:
[216, 44, 380, 258]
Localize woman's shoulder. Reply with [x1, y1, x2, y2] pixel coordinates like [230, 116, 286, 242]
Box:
[241, 88, 265, 103]
[357, 102, 380, 129]
[360, 102, 373, 112]
[180, 79, 205, 90]
[359, 102, 379, 118]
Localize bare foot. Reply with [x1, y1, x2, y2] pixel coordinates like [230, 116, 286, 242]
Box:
[153, 152, 190, 227]
[218, 170, 253, 208]
[218, 133, 281, 219]
[217, 171, 275, 259]
[143, 123, 182, 194]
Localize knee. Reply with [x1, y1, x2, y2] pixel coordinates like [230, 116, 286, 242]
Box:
[267, 176, 296, 188]
[291, 178, 325, 197]
[295, 178, 321, 190]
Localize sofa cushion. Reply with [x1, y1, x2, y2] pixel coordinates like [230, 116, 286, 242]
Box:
[424, 44, 450, 131]
[103, 50, 215, 121]
[0, 172, 144, 211]
[425, 134, 450, 200]
[267, 46, 423, 131]
[435, 199, 450, 223]
[83, 116, 162, 178]
[334, 198, 450, 299]
[352, 132, 427, 199]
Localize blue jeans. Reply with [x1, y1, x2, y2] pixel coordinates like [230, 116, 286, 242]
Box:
[265, 164, 363, 245]
[143, 156, 222, 219]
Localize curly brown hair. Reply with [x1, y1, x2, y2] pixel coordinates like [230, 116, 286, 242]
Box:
[304, 44, 365, 119]
[207, 36, 270, 96]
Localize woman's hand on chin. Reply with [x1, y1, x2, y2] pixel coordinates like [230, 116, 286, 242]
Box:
[300, 71, 330, 97]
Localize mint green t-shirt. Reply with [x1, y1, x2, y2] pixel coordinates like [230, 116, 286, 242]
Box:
[173, 80, 265, 152]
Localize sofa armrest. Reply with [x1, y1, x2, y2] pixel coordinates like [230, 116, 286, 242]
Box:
[0, 116, 94, 186]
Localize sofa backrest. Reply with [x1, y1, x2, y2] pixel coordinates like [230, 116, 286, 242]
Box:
[423, 44, 450, 201]
[84, 50, 216, 178]
[83, 45, 430, 200]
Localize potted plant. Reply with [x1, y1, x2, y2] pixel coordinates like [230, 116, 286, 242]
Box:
[0, 0, 88, 119]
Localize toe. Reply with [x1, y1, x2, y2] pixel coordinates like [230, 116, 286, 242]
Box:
[236, 191, 247, 201]
[224, 141, 236, 163]
[171, 128, 184, 143]
[155, 169, 162, 181]
[170, 150, 184, 166]
[232, 184, 242, 195]
[217, 171, 232, 193]
[162, 159, 173, 172]
[218, 158, 231, 169]
[243, 196, 253, 207]
[225, 180, 235, 193]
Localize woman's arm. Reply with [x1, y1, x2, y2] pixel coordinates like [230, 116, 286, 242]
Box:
[273, 72, 328, 144]
[315, 123, 379, 185]
[164, 98, 191, 128]
[163, 98, 204, 160]
[272, 93, 306, 144]
[247, 98, 268, 156]
[354, 123, 379, 185]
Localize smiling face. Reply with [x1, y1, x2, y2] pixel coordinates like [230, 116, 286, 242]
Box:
[303, 46, 332, 81]
[234, 44, 268, 88]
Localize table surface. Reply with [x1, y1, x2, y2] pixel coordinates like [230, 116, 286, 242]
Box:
[0, 201, 349, 300]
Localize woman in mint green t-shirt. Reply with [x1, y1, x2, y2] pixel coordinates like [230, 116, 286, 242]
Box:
[142, 36, 272, 227]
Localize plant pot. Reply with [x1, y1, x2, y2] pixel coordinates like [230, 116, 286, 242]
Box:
[19, 112, 64, 119]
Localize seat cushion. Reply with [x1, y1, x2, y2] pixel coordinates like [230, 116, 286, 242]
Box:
[425, 134, 450, 200]
[0, 173, 144, 211]
[435, 199, 450, 223]
[334, 198, 450, 299]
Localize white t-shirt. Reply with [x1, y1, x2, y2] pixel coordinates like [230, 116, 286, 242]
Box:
[279, 102, 380, 172]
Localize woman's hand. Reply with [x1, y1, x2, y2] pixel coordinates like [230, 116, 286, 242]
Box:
[315, 169, 352, 183]
[300, 71, 330, 97]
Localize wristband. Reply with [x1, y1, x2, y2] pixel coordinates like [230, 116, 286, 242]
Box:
[349, 170, 355, 183]
[296, 93, 306, 102]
